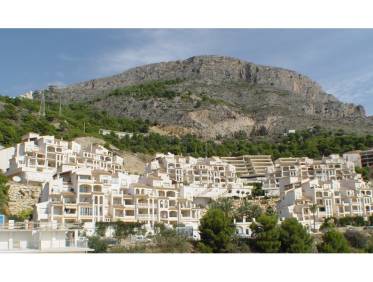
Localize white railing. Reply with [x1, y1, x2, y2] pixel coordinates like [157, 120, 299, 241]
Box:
[0, 221, 81, 231]
[137, 203, 157, 208]
[65, 238, 88, 249]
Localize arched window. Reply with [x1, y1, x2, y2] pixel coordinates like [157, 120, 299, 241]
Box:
[79, 184, 91, 193]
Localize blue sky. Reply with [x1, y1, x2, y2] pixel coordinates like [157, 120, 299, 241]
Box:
[1, 29, 373, 115]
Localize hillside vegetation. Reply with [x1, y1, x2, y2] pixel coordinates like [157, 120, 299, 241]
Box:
[1, 95, 372, 160]
[105, 127, 373, 159]
[0, 96, 149, 146]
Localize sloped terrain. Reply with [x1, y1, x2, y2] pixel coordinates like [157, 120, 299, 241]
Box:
[41, 55, 373, 138]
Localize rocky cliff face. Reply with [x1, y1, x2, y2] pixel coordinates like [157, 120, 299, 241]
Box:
[44, 55, 372, 138]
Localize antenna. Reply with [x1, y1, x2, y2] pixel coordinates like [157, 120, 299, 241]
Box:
[39, 90, 46, 117]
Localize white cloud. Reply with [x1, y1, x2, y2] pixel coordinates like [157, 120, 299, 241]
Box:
[46, 80, 66, 87]
[56, 29, 373, 115]
[94, 29, 221, 75]
[321, 69, 373, 115]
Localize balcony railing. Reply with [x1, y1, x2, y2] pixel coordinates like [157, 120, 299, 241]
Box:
[137, 214, 158, 220]
[137, 202, 158, 207]
[65, 238, 89, 249]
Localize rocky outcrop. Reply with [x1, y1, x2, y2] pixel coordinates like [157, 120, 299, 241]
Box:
[42, 55, 372, 138]
[7, 181, 41, 215]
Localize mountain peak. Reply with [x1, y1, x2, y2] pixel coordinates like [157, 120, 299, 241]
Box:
[42, 55, 372, 138]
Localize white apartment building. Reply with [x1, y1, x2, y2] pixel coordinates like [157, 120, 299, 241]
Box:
[263, 155, 358, 197]
[146, 153, 252, 204]
[99, 129, 134, 139]
[343, 151, 362, 168]
[148, 153, 237, 186]
[0, 220, 90, 253]
[277, 166, 373, 230]
[0, 133, 124, 184]
[234, 217, 253, 238]
[35, 167, 203, 229]
[222, 155, 274, 180]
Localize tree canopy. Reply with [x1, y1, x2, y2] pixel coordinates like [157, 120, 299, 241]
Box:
[279, 218, 314, 253]
[198, 208, 236, 253]
[1, 96, 373, 162]
[318, 229, 351, 253]
[251, 214, 281, 253]
[0, 173, 9, 215]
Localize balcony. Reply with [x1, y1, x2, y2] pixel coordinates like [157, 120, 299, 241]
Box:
[51, 199, 63, 204]
[137, 203, 156, 208]
[137, 214, 157, 220]
[64, 199, 77, 204]
[79, 200, 92, 205]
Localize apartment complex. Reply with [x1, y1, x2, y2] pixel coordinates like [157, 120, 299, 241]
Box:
[147, 153, 252, 203]
[148, 153, 237, 186]
[0, 137, 252, 230]
[35, 167, 202, 228]
[221, 155, 274, 180]
[0, 133, 124, 184]
[277, 162, 373, 229]
[263, 155, 359, 197]
[2, 132, 372, 235]
[360, 149, 373, 167]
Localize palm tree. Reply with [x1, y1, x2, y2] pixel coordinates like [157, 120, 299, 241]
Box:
[310, 204, 318, 232]
[236, 199, 250, 220]
[210, 198, 234, 218]
[236, 199, 262, 221]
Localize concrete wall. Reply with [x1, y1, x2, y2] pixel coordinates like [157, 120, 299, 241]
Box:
[0, 230, 32, 250]
[0, 147, 15, 173]
[0, 230, 66, 250]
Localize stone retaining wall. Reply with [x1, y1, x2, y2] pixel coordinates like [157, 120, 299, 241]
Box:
[7, 181, 42, 215]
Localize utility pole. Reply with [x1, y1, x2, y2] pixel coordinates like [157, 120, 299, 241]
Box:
[59, 92, 62, 116]
[205, 142, 208, 159]
[39, 90, 46, 117]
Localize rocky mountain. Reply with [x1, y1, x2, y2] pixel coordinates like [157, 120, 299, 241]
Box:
[42, 55, 373, 138]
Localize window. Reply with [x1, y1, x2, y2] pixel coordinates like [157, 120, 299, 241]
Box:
[113, 198, 121, 205]
[79, 185, 91, 193]
[80, 207, 92, 216]
[79, 175, 91, 180]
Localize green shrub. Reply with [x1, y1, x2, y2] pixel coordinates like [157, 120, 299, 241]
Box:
[199, 208, 235, 253]
[106, 80, 182, 100]
[0, 173, 9, 215]
[9, 209, 33, 221]
[279, 218, 314, 253]
[344, 229, 369, 250]
[318, 229, 350, 253]
[251, 214, 281, 253]
[88, 236, 108, 253]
